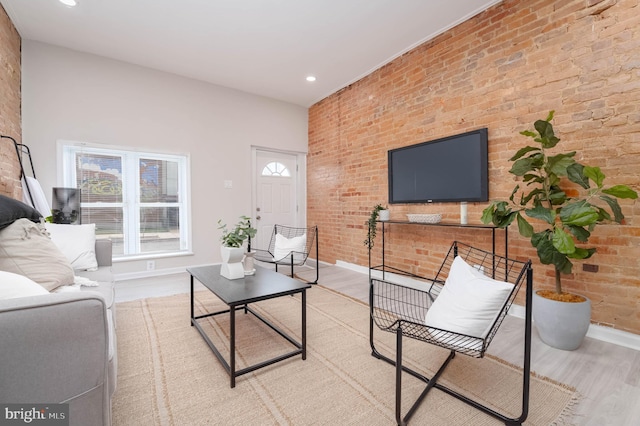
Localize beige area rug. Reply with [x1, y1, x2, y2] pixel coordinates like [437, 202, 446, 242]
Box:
[113, 285, 578, 425]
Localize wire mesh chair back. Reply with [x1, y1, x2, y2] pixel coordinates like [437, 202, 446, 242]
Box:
[370, 241, 533, 425]
[264, 224, 317, 265]
[371, 241, 531, 358]
[253, 224, 319, 284]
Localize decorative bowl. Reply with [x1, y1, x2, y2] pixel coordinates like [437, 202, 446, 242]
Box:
[406, 213, 442, 224]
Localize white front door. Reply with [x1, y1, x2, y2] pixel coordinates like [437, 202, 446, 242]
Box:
[253, 149, 300, 250]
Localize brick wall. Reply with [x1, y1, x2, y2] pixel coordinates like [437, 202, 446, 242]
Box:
[308, 0, 640, 334]
[0, 4, 21, 198]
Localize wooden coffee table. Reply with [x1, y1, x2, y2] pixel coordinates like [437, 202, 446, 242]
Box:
[188, 264, 311, 388]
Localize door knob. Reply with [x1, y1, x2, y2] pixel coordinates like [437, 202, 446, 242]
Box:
[256, 215, 261, 220]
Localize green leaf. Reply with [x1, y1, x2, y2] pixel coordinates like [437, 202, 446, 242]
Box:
[517, 213, 534, 238]
[510, 145, 540, 161]
[481, 202, 517, 228]
[599, 195, 624, 223]
[532, 231, 554, 264]
[534, 120, 560, 148]
[525, 204, 554, 224]
[568, 247, 596, 260]
[509, 185, 519, 203]
[522, 173, 543, 184]
[546, 110, 555, 122]
[521, 188, 546, 205]
[510, 157, 535, 176]
[594, 206, 611, 222]
[559, 200, 599, 226]
[534, 119, 553, 139]
[481, 204, 496, 224]
[494, 210, 518, 228]
[584, 166, 605, 188]
[519, 130, 538, 138]
[567, 225, 591, 242]
[532, 231, 573, 274]
[556, 255, 573, 274]
[548, 188, 568, 205]
[553, 227, 575, 255]
[546, 152, 576, 176]
[602, 185, 638, 200]
[567, 163, 590, 189]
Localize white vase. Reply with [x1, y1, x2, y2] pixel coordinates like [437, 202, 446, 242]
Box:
[220, 246, 245, 280]
[243, 250, 256, 275]
[379, 209, 390, 221]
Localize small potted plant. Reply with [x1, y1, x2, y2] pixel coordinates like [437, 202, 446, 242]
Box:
[364, 204, 388, 249]
[482, 111, 637, 350]
[217, 216, 257, 279]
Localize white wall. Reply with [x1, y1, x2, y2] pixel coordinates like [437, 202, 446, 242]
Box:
[22, 41, 308, 276]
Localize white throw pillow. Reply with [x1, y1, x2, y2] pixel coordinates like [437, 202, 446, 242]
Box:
[46, 223, 98, 271]
[273, 234, 307, 262]
[424, 256, 514, 339]
[0, 219, 75, 291]
[0, 270, 49, 300]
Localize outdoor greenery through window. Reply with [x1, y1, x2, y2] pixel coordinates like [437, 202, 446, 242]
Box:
[61, 142, 190, 258]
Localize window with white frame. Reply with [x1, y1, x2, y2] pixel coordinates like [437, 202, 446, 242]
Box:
[61, 142, 190, 259]
[261, 161, 291, 177]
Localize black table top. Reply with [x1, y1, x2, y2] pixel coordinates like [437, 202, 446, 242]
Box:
[187, 264, 311, 306]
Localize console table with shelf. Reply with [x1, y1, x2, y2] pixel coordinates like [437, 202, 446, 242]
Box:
[368, 220, 508, 281]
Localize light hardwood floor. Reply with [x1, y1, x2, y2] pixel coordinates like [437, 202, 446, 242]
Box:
[116, 263, 640, 425]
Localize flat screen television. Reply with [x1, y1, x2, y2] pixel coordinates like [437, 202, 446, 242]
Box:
[388, 128, 488, 204]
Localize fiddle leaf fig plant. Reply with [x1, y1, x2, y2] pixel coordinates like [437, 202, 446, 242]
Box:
[218, 215, 257, 248]
[482, 111, 637, 295]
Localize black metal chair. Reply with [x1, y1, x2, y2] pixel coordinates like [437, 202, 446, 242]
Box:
[370, 241, 533, 425]
[253, 224, 319, 284]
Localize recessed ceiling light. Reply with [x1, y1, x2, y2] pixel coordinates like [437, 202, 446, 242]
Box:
[59, 0, 78, 7]
[306, 76, 317, 82]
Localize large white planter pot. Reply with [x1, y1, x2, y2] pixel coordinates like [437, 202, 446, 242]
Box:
[378, 209, 390, 221]
[532, 291, 591, 351]
[220, 246, 245, 280]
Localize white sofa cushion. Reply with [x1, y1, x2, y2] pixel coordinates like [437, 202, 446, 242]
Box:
[0, 270, 49, 300]
[46, 223, 98, 271]
[0, 219, 75, 291]
[425, 256, 514, 339]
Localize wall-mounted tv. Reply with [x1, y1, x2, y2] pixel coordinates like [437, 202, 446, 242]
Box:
[388, 128, 488, 204]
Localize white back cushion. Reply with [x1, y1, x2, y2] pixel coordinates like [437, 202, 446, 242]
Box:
[0, 219, 75, 291]
[273, 233, 307, 262]
[425, 256, 514, 339]
[46, 223, 98, 271]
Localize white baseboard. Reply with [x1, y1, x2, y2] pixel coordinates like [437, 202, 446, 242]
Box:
[115, 258, 326, 282]
[114, 266, 190, 282]
[336, 260, 640, 352]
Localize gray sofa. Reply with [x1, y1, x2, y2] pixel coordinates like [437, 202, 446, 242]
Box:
[0, 239, 116, 426]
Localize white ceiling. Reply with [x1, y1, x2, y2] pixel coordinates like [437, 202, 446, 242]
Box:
[2, 0, 500, 107]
